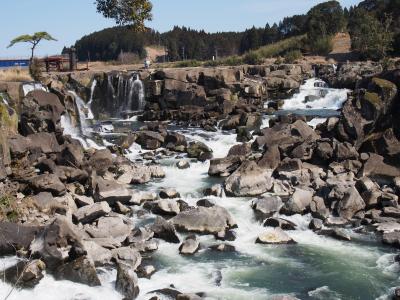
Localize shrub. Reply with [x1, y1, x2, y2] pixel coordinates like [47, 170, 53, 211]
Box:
[0, 194, 19, 222]
[243, 52, 263, 65]
[203, 60, 220, 67]
[223, 56, 243, 66]
[309, 36, 333, 55]
[173, 60, 203, 68]
[30, 58, 44, 81]
[284, 50, 303, 63]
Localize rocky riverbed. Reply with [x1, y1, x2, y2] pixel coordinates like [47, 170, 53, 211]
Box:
[1, 62, 400, 299]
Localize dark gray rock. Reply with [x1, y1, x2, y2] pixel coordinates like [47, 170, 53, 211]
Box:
[116, 263, 140, 299]
[73, 201, 111, 224]
[150, 217, 180, 243]
[54, 256, 101, 287]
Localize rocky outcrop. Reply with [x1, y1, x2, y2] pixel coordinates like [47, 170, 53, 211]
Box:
[116, 263, 140, 299]
[172, 205, 237, 234]
[224, 161, 273, 196]
[256, 228, 296, 244]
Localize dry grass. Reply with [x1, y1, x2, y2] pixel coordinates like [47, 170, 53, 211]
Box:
[0, 68, 32, 82]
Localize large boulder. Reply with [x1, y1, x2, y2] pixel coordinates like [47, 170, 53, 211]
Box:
[336, 187, 365, 220]
[187, 141, 213, 161]
[87, 149, 113, 175]
[54, 256, 101, 287]
[92, 176, 132, 204]
[0, 259, 46, 289]
[112, 247, 142, 270]
[281, 188, 313, 215]
[256, 228, 296, 244]
[251, 196, 283, 220]
[85, 215, 133, 244]
[257, 145, 281, 170]
[149, 217, 180, 243]
[224, 160, 273, 197]
[179, 235, 200, 255]
[136, 130, 165, 150]
[29, 174, 66, 196]
[20, 90, 64, 135]
[208, 156, 243, 176]
[73, 201, 111, 224]
[58, 143, 85, 168]
[115, 263, 140, 299]
[359, 153, 400, 184]
[30, 216, 84, 270]
[172, 205, 236, 234]
[0, 222, 43, 255]
[27, 132, 61, 154]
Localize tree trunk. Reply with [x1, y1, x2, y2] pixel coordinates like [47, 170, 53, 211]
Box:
[29, 44, 37, 79]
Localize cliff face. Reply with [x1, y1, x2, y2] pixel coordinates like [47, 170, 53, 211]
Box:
[42, 64, 314, 122]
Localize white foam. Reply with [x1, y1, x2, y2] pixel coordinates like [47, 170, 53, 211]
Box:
[0, 273, 121, 300]
[307, 117, 327, 128]
[281, 78, 348, 110]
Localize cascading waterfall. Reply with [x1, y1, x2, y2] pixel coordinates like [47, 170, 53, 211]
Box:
[280, 78, 348, 111]
[88, 79, 97, 107]
[60, 91, 101, 149]
[127, 74, 145, 111]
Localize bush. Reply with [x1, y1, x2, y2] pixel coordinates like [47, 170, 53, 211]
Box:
[243, 52, 263, 65]
[284, 50, 303, 63]
[309, 36, 333, 55]
[0, 194, 19, 222]
[173, 60, 203, 68]
[30, 58, 44, 81]
[223, 56, 243, 66]
[255, 35, 306, 58]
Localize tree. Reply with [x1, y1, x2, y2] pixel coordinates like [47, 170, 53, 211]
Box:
[95, 0, 153, 31]
[7, 32, 57, 62]
[305, 1, 345, 55]
[306, 1, 345, 38]
[349, 10, 394, 60]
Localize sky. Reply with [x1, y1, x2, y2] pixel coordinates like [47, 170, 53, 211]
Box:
[0, 0, 361, 58]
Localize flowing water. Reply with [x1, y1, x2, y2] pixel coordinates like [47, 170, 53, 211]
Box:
[2, 79, 399, 300]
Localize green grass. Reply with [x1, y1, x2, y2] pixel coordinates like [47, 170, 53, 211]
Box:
[170, 35, 307, 68]
[248, 35, 306, 59]
[0, 194, 20, 222]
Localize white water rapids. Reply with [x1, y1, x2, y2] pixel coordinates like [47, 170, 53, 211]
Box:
[2, 79, 399, 299]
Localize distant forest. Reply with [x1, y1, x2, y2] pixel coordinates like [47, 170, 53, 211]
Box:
[73, 0, 400, 62]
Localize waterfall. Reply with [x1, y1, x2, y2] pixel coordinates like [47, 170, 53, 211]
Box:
[60, 91, 102, 150]
[69, 91, 92, 135]
[126, 74, 145, 112]
[281, 78, 348, 111]
[332, 63, 338, 73]
[107, 75, 116, 100]
[88, 79, 97, 106]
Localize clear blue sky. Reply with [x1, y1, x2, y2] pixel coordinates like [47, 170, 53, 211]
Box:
[0, 0, 361, 58]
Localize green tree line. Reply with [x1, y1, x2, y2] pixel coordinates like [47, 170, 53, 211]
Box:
[75, 0, 400, 62]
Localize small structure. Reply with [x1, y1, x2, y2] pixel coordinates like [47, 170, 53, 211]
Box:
[43, 55, 69, 72]
[43, 48, 77, 72]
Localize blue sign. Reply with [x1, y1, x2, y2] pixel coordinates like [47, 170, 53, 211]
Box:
[0, 59, 30, 68]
